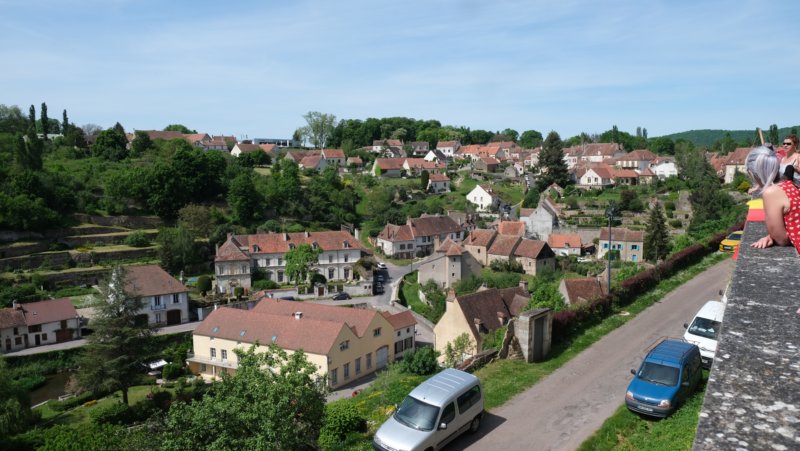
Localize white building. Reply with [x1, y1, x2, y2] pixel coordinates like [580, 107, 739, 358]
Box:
[124, 265, 191, 326]
[0, 298, 80, 353]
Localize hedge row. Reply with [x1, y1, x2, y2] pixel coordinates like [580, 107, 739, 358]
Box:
[551, 222, 741, 343]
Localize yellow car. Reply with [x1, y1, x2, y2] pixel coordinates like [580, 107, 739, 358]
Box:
[719, 231, 743, 252]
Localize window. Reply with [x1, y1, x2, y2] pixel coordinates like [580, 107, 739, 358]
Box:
[366, 353, 372, 369]
[277, 258, 283, 266]
[399, 244, 405, 250]
[406, 327, 410, 333]
[61, 320, 67, 329]
[41, 333, 47, 341]
[440, 402, 456, 425]
[603, 243, 609, 249]
[155, 313, 161, 323]
[631, 244, 639, 250]
[344, 363, 350, 380]
[331, 368, 338, 385]
[241, 265, 247, 274]
[210, 348, 216, 359]
[373, 327, 381, 337]
[154, 296, 162, 306]
[200, 364, 207, 372]
[355, 358, 361, 374]
[457, 385, 482, 413]
[29, 325, 41, 333]
[397, 331, 401, 337]
[344, 268, 350, 279]
[328, 268, 335, 279]
[278, 271, 284, 282]
[173, 293, 180, 304]
[344, 254, 349, 263]
[395, 341, 403, 354]
[13, 327, 18, 335]
[15, 336, 22, 345]
[404, 337, 414, 350]
[339, 340, 349, 351]
[221, 350, 228, 361]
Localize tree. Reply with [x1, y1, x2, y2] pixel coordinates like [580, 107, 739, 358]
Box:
[156, 227, 197, 274]
[644, 202, 670, 262]
[130, 130, 153, 156]
[534, 131, 570, 191]
[28, 105, 35, 131]
[519, 130, 543, 148]
[196, 275, 212, 296]
[443, 333, 474, 368]
[420, 169, 430, 191]
[398, 347, 440, 375]
[77, 267, 155, 405]
[0, 358, 34, 436]
[769, 124, 779, 146]
[648, 136, 675, 155]
[284, 243, 322, 284]
[91, 125, 128, 161]
[178, 204, 216, 238]
[62, 109, 69, 134]
[163, 124, 196, 134]
[40, 102, 49, 139]
[162, 344, 325, 450]
[81, 123, 102, 136]
[522, 187, 540, 208]
[299, 111, 338, 149]
[227, 173, 264, 224]
[14, 132, 43, 171]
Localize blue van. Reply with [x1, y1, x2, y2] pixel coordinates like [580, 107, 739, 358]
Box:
[625, 339, 703, 418]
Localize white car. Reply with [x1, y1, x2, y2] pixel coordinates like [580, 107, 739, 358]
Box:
[683, 300, 726, 368]
[376, 262, 387, 270]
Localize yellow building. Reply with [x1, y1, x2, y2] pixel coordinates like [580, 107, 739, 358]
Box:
[188, 298, 415, 389]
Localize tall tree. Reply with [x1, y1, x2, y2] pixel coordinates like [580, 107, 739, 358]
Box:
[130, 130, 154, 156]
[299, 111, 338, 149]
[40, 102, 49, 139]
[534, 131, 570, 191]
[28, 105, 35, 131]
[611, 125, 619, 143]
[420, 169, 430, 191]
[156, 227, 198, 274]
[285, 243, 322, 284]
[162, 344, 326, 450]
[14, 132, 43, 171]
[644, 202, 670, 262]
[227, 173, 264, 224]
[0, 358, 35, 437]
[77, 267, 155, 405]
[519, 130, 543, 148]
[62, 109, 69, 134]
[769, 124, 779, 146]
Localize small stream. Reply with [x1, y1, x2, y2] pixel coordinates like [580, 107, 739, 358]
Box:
[30, 371, 73, 406]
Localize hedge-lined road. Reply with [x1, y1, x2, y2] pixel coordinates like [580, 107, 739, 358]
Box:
[452, 257, 735, 451]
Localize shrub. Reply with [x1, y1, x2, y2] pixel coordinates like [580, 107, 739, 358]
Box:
[124, 230, 151, 247]
[162, 363, 185, 380]
[398, 347, 440, 375]
[669, 219, 683, 228]
[319, 399, 367, 449]
[252, 279, 279, 290]
[196, 275, 212, 295]
[233, 287, 244, 299]
[50, 391, 95, 412]
[90, 402, 132, 425]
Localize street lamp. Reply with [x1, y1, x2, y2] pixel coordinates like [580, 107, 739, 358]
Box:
[605, 203, 618, 293]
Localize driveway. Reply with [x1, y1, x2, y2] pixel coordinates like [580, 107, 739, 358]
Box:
[448, 257, 735, 451]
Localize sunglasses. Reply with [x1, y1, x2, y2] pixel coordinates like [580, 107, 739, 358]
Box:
[783, 142, 793, 146]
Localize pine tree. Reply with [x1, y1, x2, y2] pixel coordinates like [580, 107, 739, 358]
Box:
[28, 105, 35, 131]
[644, 202, 670, 262]
[534, 131, 570, 191]
[769, 124, 779, 146]
[40, 102, 49, 139]
[77, 266, 155, 405]
[62, 109, 69, 134]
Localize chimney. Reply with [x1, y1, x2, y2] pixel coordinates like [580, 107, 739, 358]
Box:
[497, 311, 508, 325]
[305, 231, 309, 238]
[12, 301, 20, 310]
[283, 232, 288, 241]
[294, 312, 303, 320]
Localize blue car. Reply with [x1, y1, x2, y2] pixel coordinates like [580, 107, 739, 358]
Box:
[625, 339, 703, 418]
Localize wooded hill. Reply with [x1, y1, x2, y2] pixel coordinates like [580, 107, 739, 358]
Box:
[661, 126, 800, 148]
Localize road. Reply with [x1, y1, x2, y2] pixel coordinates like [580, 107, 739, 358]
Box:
[448, 257, 735, 451]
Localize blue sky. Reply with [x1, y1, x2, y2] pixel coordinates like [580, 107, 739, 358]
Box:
[2, 0, 798, 140]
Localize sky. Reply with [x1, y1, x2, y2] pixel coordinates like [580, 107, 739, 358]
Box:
[2, 0, 799, 140]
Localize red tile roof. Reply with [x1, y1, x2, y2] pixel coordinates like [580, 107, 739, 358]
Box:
[375, 158, 406, 170]
[513, 239, 549, 259]
[617, 149, 656, 161]
[0, 306, 25, 329]
[488, 234, 521, 257]
[215, 236, 250, 262]
[381, 310, 417, 329]
[124, 265, 189, 297]
[378, 224, 414, 242]
[322, 148, 346, 159]
[497, 221, 525, 236]
[465, 229, 497, 247]
[437, 140, 458, 148]
[429, 173, 450, 182]
[548, 233, 582, 249]
[598, 227, 644, 242]
[254, 297, 379, 337]
[437, 238, 466, 256]
[20, 298, 78, 326]
[238, 231, 365, 254]
[563, 278, 606, 305]
[194, 307, 343, 355]
[409, 215, 463, 237]
[456, 286, 530, 336]
[300, 155, 323, 169]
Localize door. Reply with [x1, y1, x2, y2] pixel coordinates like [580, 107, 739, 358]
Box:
[55, 328, 72, 343]
[317, 285, 325, 296]
[376, 346, 389, 369]
[167, 309, 182, 325]
[4, 338, 10, 351]
[534, 316, 545, 360]
[35, 334, 41, 346]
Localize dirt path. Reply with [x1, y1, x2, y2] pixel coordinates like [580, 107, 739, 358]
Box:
[451, 257, 735, 451]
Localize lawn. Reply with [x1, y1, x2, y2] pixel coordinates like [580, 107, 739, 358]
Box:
[578, 374, 709, 451]
[36, 384, 173, 426]
[398, 272, 434, 319]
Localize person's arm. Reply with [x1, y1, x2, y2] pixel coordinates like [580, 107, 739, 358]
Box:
[763, 185, 791, 246]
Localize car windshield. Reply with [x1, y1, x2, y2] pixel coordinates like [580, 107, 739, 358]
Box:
[394, 396, 439, 432]
[688, 317, 721, 340]
[637, 362, 679, 386]
[727, 233, 741, 241]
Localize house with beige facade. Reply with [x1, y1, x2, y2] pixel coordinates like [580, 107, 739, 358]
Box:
[187, 298, 415, 388]
[124, 265, 191, 326]
[415, 239, 484, 289]
[463, 229, 556, 276]
[215, 231, 367, 295]
[376, 214, 465, 259]
[559, 277, 607, 306]
[1, 298, 80, 353]
[598, 227, 644, 262]
[433, 283, 530, 361]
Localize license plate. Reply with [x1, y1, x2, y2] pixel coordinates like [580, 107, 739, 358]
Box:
[638, 405, 653, 412]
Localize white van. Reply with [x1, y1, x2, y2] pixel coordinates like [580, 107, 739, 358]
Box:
[373, 368, 484, 451]
[683, 300, 726, 368]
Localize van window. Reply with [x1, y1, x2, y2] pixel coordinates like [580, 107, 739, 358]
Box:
[395, 396, 439, 432]
[687, 317, 721, 340]
[637, 362, 679, 386]
[457, 385, 481, 413]
[440, 402, 456, 425]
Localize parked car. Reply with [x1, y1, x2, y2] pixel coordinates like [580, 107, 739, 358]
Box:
[684, 300, 726, 368]
[375, 273, 385, 282]
[373, 368, 484, 451]
[625, 339, 703, 418]
[376, 262, 388, 270]
[374, 283, 384, 294]
[278, 296, 295, 301]
[719, 230, 743, 252]
[331, 292, 351, 301]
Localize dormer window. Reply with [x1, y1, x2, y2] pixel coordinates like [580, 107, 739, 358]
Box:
[253, 244, 260, 252]
[312, 242, 318, 250]
[289, 243, 296, 250]
[342, 240, 349, 248]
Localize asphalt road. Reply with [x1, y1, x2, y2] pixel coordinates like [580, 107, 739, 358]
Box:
[448, 257, 735, 451]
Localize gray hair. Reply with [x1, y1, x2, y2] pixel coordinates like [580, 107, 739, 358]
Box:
[746, 146, 779, 196]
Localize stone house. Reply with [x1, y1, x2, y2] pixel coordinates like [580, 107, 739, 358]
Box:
[415, 239, 484, 289]
[598, 227, 644, 262]
[0, 298, 80, 353]
[124, 265, 191, 326]
[376, 214, 465, 259]
[559, 277, 606, 306]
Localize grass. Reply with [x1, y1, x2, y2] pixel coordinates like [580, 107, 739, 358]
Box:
[475, 251, 727, 410]
[578, 374, 709, 451]
[399, 272, 433, 319]
[36, 384, 173, 426]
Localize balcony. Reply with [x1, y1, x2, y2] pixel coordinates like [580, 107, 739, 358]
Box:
[151, 304, 166, 311]
[693, 220, 799, 450]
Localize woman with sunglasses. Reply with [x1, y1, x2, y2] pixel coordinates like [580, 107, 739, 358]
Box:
[776, 134, 800, 182]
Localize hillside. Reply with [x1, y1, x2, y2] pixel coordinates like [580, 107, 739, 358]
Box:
[661, 126, 800, 148]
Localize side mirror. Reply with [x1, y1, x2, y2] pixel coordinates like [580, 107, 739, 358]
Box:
[683, 323, 689, 329]
[630, 368, 636, 375]
[682, 381, 690, 387]
[439, 422, 448, 430]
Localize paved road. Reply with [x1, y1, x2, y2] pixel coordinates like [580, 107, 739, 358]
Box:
[449, 257, 735, 451]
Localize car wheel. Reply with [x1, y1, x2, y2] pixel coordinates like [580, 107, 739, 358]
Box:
[469, 415, 481, 433]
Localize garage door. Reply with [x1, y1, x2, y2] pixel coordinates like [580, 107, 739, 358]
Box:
[167, 309, 182, 325]
[376, 346, 389, 369]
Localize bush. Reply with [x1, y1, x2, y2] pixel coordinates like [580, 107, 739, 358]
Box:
[319, 399, 367, 449]
[669, 219, 683, 228]
[196, 275, 212, 295]
[162, 363, 185, 380]
[50, 391, 95, 412]
[90, 402, 132, 425]
[124, 230, 151, 247]
[398, 347, 440, 375]
[252, 279, 279, 290]
[233, 287, 244, 299]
